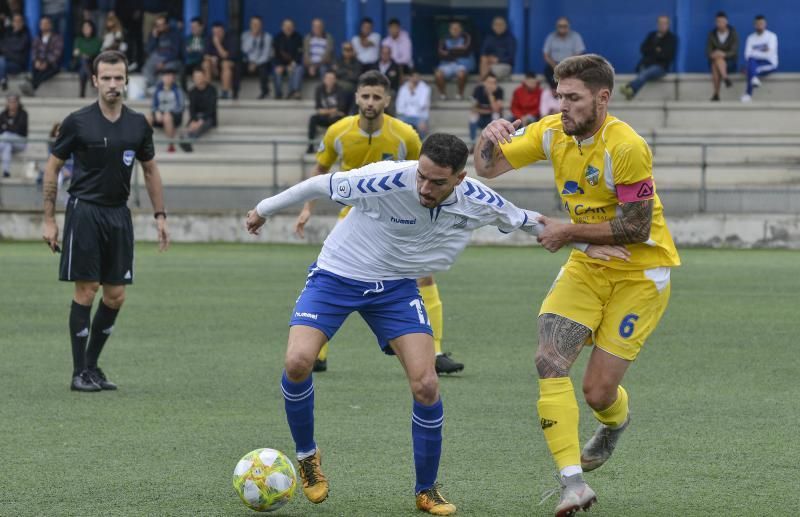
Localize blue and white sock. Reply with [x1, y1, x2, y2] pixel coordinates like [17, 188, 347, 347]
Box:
[412, 398, 444, 494]
[281, 371, 316, 458]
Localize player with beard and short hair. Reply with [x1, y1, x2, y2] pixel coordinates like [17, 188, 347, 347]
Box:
[294, 70, 465, 376]
[42, 50, 169, 392]
[474, 54, 680, 516]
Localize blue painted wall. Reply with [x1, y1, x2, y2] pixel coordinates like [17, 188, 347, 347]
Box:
[239, 0, 799, 73]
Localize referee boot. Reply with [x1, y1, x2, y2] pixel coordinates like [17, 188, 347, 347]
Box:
[581, 414, 630, 472]
[86, 367, 118, 390]
[435, 353, 464, 375]
[297, 449, 329, 504]
[71, 370, 101, 392]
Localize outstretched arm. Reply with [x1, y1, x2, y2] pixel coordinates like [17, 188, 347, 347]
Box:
[295, 162, 332, 238]
[247, 173, 332, 235]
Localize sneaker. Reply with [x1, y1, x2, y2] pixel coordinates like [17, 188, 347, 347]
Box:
[71, 370, 101, 392]
[19, 82, 34, 97]
[581, 414, 630, 471]
[435, 353, 464, 375]
[297, 449, 329, 503]
[438, 94, 447, 101]
[220, 90, 231, 100]
[710, 94, 720, 101]
[724, 77, 733, 88]
[621, 84, 635, 100]
[541, 473, 597, 517]
[751, 76, 761, 88]
[2, 170, 9, 178]
[312, 358, 327, 372]
[455, 94, 463, 101]
[86, 367, 118, 390]
[179, 142, 193, 153]
[258, 91, 269, 99]
[740, 94, 752, 103]
[1, 79, 7, 91]
[416, 483, 456, 516]
[167, 144, 176, 153]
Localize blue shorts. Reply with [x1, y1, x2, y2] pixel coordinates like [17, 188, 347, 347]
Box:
[289, 265, 433, 354]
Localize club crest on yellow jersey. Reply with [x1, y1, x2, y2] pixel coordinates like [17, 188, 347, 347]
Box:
[585, 165, 600, 186]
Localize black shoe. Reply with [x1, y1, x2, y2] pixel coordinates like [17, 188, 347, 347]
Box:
[313, 359, 327, 372]
[179, 142, 193, 152]
[258, 91, 269, 99]
[86, 367, 118, 390]
[435, 353, 464, 375]
[71, 370, 101, 392]
[724, 77, 733, 88]
[306, 143, 316, 154]
[710, 94, 720, 101]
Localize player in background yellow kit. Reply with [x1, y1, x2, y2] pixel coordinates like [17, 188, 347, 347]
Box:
[295, 70, 465, 375]
[473, 55, 680, 517]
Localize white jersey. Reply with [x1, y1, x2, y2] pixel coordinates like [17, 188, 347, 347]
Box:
[317, 160, 539, 281]
[744, 30, 778, 67]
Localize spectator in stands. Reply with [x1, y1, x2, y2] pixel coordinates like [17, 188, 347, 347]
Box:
[272, 18, 304, 100]
[0, 93, 27, 178]
[203, 21, 238, 99]
[183, 17, 205, 91]
[179, 68, 217, 153]
[141, 0, 168, 50]
[306, 70, 348, 153]
[42, 0, 68, 40]
[479, 16, 516, 80]
[382, 18, 413, 75]
[352, 17, 380, 71]
[143, 14, 182, 88]
[511, 72, 541, 125]
[0, 13, 31, 91]
[377, 45, 401, 93]
[147, 67, 185, 153]
[241, 15, 272, 99]
[395, 70, 430, 139]
[741, 15, 778, 103]
[303, 18, 334, 81]
[468, 73, 503, 144]
[101, 12, 127, 53]
[434, 21, 475, 101]
[706, 11, 739, 101]
[620, 15, 677, 100]
[21, 15, 63, 95]
[539, 79, 560, 117]
[332, 41, 362, 98]
[542, 17, 585, 87]
[73, 20, 102, 98]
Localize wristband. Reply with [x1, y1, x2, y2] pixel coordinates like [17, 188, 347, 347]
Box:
[154, 211, 167, 220]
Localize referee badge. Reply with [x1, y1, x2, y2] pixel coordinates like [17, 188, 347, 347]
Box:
[122, 150, 135, 166]
[585, 165, 600, 186]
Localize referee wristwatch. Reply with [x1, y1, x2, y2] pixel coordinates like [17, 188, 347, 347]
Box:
[154, 211, 167, 220]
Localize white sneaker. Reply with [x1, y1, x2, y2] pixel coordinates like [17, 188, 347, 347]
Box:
[740, 94, 752, 103]
[581, 414, 630, 472]
[540, 473, 597, 517]
[751, 76, 761, 88]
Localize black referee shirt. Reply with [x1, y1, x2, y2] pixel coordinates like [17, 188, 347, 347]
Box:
[52, 102, 155, 206]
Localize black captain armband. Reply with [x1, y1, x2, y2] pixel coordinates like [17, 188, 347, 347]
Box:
[154, 211, 167, 220]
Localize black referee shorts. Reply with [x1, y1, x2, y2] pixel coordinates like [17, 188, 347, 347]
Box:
[59, 197, 135, 285]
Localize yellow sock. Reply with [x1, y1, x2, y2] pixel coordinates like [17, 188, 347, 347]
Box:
[317, 342, 328, 361]
[419, 283, 443, 355]
[592, 385, 629, 428]
[537, 377, 580, 470]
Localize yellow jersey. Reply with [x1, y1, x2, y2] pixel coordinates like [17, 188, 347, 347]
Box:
[317, 114, 422, 171]
[500, 113, 680, 270]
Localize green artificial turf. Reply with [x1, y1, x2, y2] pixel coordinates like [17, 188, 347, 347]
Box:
[1, 242, 798, 516]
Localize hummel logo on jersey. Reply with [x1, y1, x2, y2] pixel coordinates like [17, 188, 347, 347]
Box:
[124, 270, 132, 280]
[295, 312, 318, 320]
[76, 328, 89, 338]
[452, 215, 468, 229]
[540, 418, 557, 429]
[391, 216, 416, 225]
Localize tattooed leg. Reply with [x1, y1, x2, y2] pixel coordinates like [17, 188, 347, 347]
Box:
[535, 313, 592, 378]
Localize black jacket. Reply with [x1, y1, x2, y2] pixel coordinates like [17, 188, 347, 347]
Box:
[0, 108, 28, 136]
[639, 30, 677, 70]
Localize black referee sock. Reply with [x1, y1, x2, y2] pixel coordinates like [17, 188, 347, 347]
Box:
[86, 301, 120, 369]
[69, 301, 92, 375]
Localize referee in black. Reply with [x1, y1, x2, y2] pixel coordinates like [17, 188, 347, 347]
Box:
[42, 50, 170, 392]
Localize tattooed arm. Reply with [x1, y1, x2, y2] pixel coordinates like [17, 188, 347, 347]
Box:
[42, 154, 65, 252]
[536, 199, 654, 251]
[472, 118, 518, 179]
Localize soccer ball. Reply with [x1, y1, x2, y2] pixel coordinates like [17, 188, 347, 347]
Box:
[233, 448, 297, 512]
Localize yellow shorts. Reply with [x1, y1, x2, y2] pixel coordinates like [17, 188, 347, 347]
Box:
[539, 260, 672, 361]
